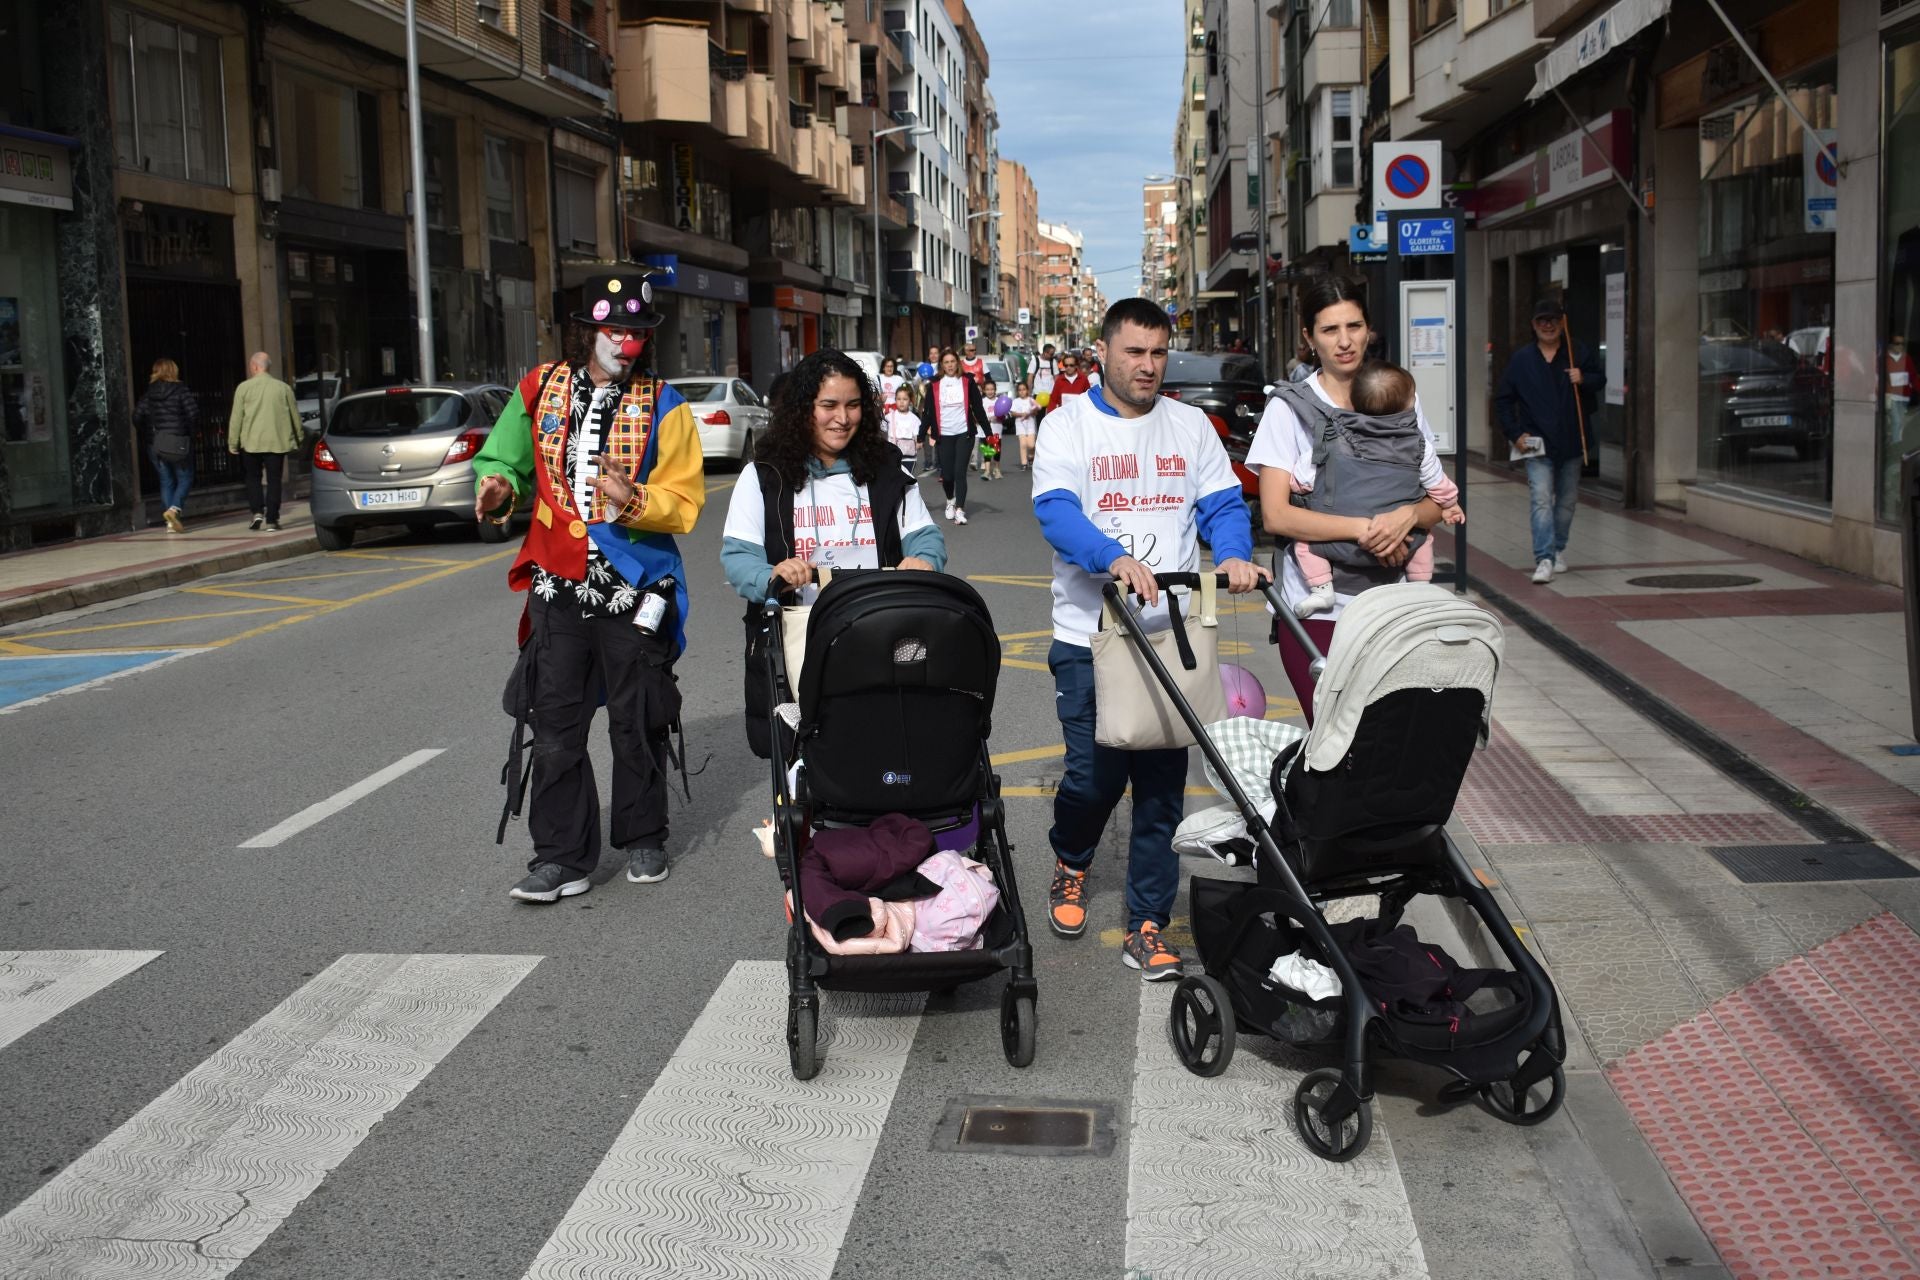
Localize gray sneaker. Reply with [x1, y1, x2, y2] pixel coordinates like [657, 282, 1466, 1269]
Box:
[509, 862, 591, 903]
[626, 844, 669, 884]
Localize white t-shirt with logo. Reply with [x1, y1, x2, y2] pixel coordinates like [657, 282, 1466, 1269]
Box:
[722, 465, 936, 604]
[935, 377, 968, 436]
[1011, 397, 1038, 433]
[887, 408, 922, 457]
[1032, 393, 1240, 646]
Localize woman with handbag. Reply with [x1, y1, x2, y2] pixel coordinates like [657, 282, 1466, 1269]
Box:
[721, 349, 948, 758]
[1248, 277, 1448, 721]
[133, 358, 200, 533]
[925, 348, 988, 524]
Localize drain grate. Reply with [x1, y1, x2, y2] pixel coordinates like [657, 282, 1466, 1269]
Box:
[1706, 843, 1920, 884]
[1624, 572, 1763, 590]
[933, 1095, 1115, 1157]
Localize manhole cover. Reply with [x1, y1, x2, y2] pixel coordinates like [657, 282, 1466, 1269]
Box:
[932, 1095, 1116, 1157]
[1706, 843, 1920, 884]
[1624, 573, 1763, 589]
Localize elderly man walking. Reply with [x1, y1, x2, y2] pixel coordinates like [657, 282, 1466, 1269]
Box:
[227, 351, 305, 531]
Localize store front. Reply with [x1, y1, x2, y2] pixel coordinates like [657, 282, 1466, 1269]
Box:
[640, 252, 747, 378]
[824, 292, 863, 352]
[1882, 23, 1920, 521]
[0, 130, 75, 516]
[747, 284, 823, 392]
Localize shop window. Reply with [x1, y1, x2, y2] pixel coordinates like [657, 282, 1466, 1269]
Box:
[1884, 31, 1920, 520]
[555, 164, 600, 254]
[109, 6, 228, 185]
[485, 136, 528, 242]
[0, 206, 71, 510]
[275, 70, 379, 209]
[1695, 63, 1837, 509]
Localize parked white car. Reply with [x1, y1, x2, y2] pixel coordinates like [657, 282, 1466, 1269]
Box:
[670, 376, 771, 470]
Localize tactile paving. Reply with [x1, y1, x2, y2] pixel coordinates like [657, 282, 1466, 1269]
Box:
[1610, 913, 1920, 1279]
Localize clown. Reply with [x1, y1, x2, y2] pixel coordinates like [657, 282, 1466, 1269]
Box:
[472, 269, 706, 903]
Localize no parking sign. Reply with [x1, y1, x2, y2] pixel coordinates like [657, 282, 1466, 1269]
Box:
[1374, 141, 1444, 213]
[1804, 130, 1837, 234]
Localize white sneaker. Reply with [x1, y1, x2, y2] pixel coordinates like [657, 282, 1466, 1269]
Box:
[1293, 582, 1335, 619]
[944, 500, 956, 521]
[953, 508, 968, 525]
[1532, 559, 1554, 584]
[1553, 554, 1568, 574]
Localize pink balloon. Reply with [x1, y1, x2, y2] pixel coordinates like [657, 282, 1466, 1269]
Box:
[1219, 662, 1265, 718]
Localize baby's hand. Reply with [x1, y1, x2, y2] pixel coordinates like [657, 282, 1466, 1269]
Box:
[1441, 504, 1466, 526]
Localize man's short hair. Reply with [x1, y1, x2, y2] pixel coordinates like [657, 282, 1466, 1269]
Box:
[1349, 361, 1417, 417]
[1100, 298, 1174, 346]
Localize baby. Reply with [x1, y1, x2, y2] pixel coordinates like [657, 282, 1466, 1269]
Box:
[1292, 361, 1465, 618]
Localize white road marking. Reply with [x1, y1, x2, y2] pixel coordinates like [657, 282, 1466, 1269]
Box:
[0, 952, 538, 1279]
[238, 748, 445, 847]
[0, 950, 164, 1051]
[1124, 981, 1430, 1279]
[522, 960, 923, 1280]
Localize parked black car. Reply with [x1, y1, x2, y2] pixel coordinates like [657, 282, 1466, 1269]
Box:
[1160, 349, 1267, 471]
[1699, 338, 1830, 461]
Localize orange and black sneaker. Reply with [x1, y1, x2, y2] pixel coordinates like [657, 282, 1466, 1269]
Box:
[1122, 922, 1184, 981]
[1048, 861, 1089, 938]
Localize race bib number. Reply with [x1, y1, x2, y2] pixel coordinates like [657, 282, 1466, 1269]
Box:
[1109, 510, 1181, 570]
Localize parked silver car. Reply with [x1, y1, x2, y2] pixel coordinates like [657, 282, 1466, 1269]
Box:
[309, 382, 512, 550]
[670, 376, 770, 469]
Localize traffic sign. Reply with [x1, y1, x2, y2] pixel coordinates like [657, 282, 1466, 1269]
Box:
[1165, 302, 1179, 316]
[965, 325, 979, 341]
[1804, 129, 1837, 233]
[1396, 217, 1456, 257]
[1374, 141, 1444, 212]
[1018, 307, 1031, 325]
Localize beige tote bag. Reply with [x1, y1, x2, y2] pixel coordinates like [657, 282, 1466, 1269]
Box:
[1092, 575, 1227, 750]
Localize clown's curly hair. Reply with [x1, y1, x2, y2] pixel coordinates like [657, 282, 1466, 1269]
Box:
[756, 350, 896, 488]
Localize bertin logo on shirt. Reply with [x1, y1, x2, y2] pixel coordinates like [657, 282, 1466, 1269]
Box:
[1090, 454, 1140, 481]
[1156, 454, 1188, 477]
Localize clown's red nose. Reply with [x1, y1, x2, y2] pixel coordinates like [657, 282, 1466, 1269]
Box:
[619, 337, 643, 359]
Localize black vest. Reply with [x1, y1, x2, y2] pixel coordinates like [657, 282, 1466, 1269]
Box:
[751, 458, 912, 576]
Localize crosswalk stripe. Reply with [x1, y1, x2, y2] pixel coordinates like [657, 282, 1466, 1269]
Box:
[523, 960, 923, 1280]
[0, 952, 539, 1278]
[1123, 982, 1430, 1279]
[0, 950, 164, 1052]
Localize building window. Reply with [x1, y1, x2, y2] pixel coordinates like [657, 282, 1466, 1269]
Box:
[1412, 0, 1457, 39]
[274, 70, 379, 209]
[485, 136, 528, 242]
[1695, 63, 1836, 509]
[555, 164, 600, 254]
[1329, 89, 1355, 188]
[109, 6, 228, 185]
[1318, 0, 1357, 28]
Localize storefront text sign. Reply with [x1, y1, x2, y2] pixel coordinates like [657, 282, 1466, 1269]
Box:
[0, 131, 73, 212]
[773, 287, 824, 313]
[1463, 111, 1632, 229]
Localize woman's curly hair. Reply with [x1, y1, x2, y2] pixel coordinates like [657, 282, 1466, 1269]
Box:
[758, 350, 899, 488]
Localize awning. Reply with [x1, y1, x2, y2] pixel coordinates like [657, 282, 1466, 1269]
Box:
[1529, 0, 1670, 102]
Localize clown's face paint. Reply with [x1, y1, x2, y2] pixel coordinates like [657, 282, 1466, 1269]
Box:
[593, 327, 644, 379]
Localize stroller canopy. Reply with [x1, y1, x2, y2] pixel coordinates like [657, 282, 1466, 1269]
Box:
[1305, 583, 1502, 773]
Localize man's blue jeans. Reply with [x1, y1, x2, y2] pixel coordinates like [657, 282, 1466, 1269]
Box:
[1048, 639, 1188, 930]
[1525, 454, 1582, 564]
[152, 454, 193, 513]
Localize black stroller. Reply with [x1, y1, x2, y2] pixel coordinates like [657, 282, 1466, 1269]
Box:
[1103, 573, 1564, 1162]
[763, 569, 1037, 1080]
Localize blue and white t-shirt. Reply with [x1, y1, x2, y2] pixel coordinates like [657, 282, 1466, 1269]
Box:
[1031, 388, 1249, 647]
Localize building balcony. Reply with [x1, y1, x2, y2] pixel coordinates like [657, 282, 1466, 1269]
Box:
[1391, 0, 1546, 143]
[1533, 0, 1611, 38]
[726, 0, 771, 12]
[785, 0, 814, 61]
[1299, 25, 1362, 105]
[275, 0, 610, 117]
[617, 20, 713, 125]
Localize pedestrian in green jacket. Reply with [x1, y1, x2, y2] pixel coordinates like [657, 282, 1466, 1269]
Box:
[227, 352, 304, 531]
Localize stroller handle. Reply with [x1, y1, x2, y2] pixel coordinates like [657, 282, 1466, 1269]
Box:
[1107, 571, 1328, 678]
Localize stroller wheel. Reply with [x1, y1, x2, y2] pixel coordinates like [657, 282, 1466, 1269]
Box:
[1168, 975, 1236, 1077]
[1481, 1061, 1565, 1127]
[788, 1002, 820, 1080]
[1001, 987, 1036, 1068]
[1293, 1067, 1372, 1162]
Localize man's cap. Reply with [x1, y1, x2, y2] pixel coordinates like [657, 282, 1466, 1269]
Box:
[1531, 296, 1566, 321]
[572, 269, 664, 328]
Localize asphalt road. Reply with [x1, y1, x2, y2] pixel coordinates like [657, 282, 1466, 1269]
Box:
[0, 465, 1696, 1279]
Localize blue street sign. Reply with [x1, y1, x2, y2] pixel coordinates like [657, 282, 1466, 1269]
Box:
[1397, 217, 1456, 256]
[1166, 302, 1179, 316]
[1347, 223, 1374, 255]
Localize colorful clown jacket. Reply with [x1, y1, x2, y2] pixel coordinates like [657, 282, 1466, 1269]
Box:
[471, 361, 705, 653]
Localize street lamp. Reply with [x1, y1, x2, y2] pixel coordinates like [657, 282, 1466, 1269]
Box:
[870, 118, 933, 351]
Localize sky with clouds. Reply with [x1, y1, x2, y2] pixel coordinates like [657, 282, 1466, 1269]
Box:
[968, 0, 1183, 304]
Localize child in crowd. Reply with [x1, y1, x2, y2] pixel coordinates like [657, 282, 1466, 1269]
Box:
[887, 385, 922, 461]
[1010, 381, 1038, 471]
[1290, 360, 1465, 619]
[979, 378, 1008, 480]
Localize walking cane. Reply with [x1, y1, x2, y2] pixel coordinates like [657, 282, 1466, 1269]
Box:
[1562, 313, 1590, 466]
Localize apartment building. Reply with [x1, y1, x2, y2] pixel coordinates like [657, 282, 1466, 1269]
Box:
[947, 1, 1001, 343]
[1171, 0, 1209, 348]
[1037, 219, 1084, 351]
[1142, 179, 1180, 316]
[617, 0, 868, 384]
[4, 0, 617, 549]
[883, 0, 971, 356]
[996, 158, 1040, 351]
[1197, 0, 1259, 355]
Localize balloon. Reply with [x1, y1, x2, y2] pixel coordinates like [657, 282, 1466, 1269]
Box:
[1219, 662, 1265, 719]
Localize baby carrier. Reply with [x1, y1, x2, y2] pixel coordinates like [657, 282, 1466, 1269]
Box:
[1270, 381, 1429, 596]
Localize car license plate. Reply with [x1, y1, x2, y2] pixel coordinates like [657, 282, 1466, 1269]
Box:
[1744, 415, 1792, 427]
[356, 488, 427, 509]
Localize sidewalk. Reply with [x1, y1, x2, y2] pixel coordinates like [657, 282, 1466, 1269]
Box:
[1436, 466, 1920, 1280]
[0, 502, 317, 626]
